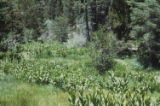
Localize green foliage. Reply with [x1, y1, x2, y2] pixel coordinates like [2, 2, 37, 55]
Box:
[138, 41, 160, 68]
[93, 26, 116, 50]
[23, 3, 46, 39]
[69, 87, 159, 106]
[0, 0, 46, 45]
[92, 26, 116, 73]
[19, 41, 90, 59]
[0, 0, 9, 41]
[115, 41, 138, 58]
[95, 54, 116, 74]
[128, 0, 160, 68]
[63, 0, 77, 25]
[110, 0, 131, 40]
[22, 28, 34, 43]
[51, 16, 69, 42]
[0, 42, 94, 88]
[1, 42, 160, 105]
[1, 0, 160, 104]
[69, 69, 160, 105]
[0, 33, 17, 52]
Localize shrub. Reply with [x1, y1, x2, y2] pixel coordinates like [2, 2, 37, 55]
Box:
[138, 41, 160, 68]
[95, 54, 116, 74]
[0, 40, 16, 52]
[92, 26, 116, 50]
[92, 26, 116, 73]
[22, 28, 34, 43]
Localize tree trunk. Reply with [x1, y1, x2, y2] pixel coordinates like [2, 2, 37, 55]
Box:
[85, 0, 91, 41]
[91, 0, 97, 31]
[50, 0, 56, 20]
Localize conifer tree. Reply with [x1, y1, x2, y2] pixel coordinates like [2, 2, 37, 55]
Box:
[128, 0, 160, 68]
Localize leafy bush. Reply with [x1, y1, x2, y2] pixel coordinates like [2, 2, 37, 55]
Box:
[93, 26, 116, 50]
[95, 54, 116, 74]
[92, 26, 116, 73]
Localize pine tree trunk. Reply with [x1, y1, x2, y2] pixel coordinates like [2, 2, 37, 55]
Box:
[85, 0, 91, 41]
[50, 0, 55, 20]
[91, 0, 97, 31]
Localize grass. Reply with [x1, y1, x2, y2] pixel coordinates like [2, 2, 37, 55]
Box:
[0, 76, 69, 106]
[0, 41, 160, 106]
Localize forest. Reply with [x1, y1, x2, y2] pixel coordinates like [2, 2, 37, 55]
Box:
[0, 0, 160, 105]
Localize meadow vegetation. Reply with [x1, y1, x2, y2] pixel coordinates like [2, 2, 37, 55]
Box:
[0, 42, 160, 106]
